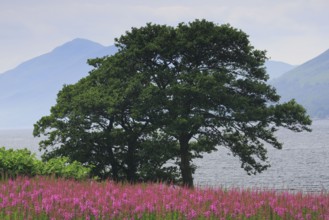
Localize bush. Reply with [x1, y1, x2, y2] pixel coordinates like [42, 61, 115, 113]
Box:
[0, 147, 91, 180]
[41, 157, 91, 180]
[0, 147, 42, 179]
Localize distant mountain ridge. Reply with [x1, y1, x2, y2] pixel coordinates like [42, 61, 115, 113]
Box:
[0, 38, 327, 128]
[0, 38, 117, 128]
[273, 49, 329, 85]
[265, 60, 296, 80]
[271, 49, 329, 118]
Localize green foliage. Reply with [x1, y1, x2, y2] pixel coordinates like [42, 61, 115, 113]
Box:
[34, 19, 311, 187]
[33, 58, 181, 182]
[0, 147, 91, 180]
[137, 132, 181, 183]
[0, 147, 41, 179]
[41, 157, 91, 180]
[112, 19, 312, 186]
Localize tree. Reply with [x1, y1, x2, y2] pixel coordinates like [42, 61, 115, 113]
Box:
[34, 19, 311, 187]
[34, 55, 180, 182]
[33, 78, 119, 179]
[111, 19, 311, 187]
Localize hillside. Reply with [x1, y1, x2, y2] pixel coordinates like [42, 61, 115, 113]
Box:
[265, 60, 295, 80]
[0, 38, 117, 128]
[271, 49, 329, 118]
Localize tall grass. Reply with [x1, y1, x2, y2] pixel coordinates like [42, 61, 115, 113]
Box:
[0, 176, 328, 219]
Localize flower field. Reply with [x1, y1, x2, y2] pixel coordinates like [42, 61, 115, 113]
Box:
[0, 177, 328, 220]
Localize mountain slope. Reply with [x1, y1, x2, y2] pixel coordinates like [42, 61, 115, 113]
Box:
[0, 38, 117, 128]
[272, 49, 329, 118]
[265, 60, 296, 80]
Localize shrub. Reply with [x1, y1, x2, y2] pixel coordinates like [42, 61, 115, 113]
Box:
[0, 147, 91, 180]
[0, 147, 42, 179]
[41, 157, 91, 180]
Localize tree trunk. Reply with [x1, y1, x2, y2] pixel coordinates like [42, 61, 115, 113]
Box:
[179, 135, 194, 188]
[126, 138, 137, 183]
[105, 121, 119, 181]
[108, 146, 119, 181]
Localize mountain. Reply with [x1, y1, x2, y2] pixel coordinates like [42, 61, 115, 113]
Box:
[0, 38, 117, 129]
[271, 49, 329, 118]
[1, 38, 327, 128]
[264, 60, 296, 80]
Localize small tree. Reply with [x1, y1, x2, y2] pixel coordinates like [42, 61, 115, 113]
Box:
[34, 57, 180, 182]
[34, 79, 122, 180]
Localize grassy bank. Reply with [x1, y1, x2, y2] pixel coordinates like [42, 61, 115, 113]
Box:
[0, 176, 328, 219]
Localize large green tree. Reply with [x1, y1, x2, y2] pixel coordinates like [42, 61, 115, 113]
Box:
[111, 19, 311, 187]
[34, 20, 311, 187]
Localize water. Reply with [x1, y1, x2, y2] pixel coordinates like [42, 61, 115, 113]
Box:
[194, 119, 329, 192]
[0, 129, 43, 157]
[1, 120, 329, 192]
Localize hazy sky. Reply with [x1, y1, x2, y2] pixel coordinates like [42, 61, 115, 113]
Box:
[1, 0, 328, 73]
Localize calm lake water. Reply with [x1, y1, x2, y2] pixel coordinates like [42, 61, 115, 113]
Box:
[1, 119, 329, 192]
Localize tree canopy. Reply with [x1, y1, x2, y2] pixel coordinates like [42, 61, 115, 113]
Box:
[34, 19, 311, 187]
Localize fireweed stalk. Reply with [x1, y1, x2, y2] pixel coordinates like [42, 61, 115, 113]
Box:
[0, 176, 328, 219]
